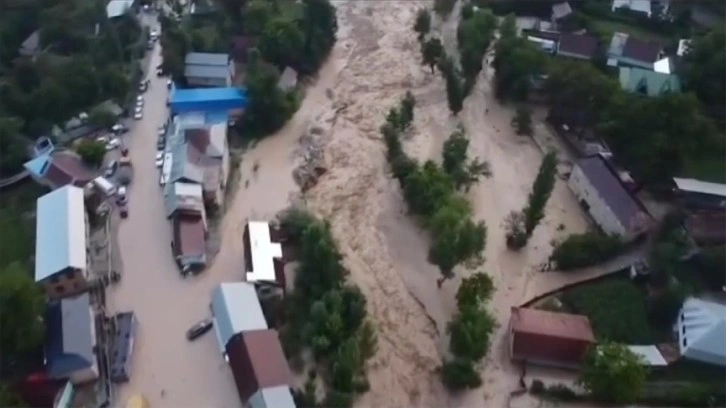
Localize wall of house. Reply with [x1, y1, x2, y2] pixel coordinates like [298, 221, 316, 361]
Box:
[43, 268, 88, 300]
[557, 50, 589, 61]
[186, 75, 230, 88]
[614, 56, 654, 70]
[568, 166, 627, 237]
[68, 365, 99, 385]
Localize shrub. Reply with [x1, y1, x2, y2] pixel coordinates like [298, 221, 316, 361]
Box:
[551, 232, 624, 270]
[76, 140, 106, 167]
[440, 359, 482, 391]
[529, 379, 545, 394]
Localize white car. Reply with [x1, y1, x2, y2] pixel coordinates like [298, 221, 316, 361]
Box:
[106, 138, 121, 151]
[155, 151, 164, 168]
[117, 186, 128, 205]
[158, 126, 166, 136]
[96, 135, 109, 144]
[136, 96, 144, 105]
[134, 111, 143, 120]
[150, 29, 159, 38]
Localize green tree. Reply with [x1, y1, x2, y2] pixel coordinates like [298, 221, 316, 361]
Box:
[457, 8, 497, 81]
[456, 272, 494, 309]
[0, 117, 28, 177]
[579, 343, 647, 404]
[681, 27, 726, 113]
[259, 17, 305, 68]
[433, 0, 457, 17]
[440, 56, 465, 114]
[76, 139, 106, 167]
[522, 151, 558, 236]
[512, 104, 532, 136]
[499, 13, 517, 39]
[428, 197, 487, 276]
[88, 107, 117, 130]
[295, 219, 346, 301]
[403, 161, 455, 217]
[551, 232, 624, 270]
[504, 210, 527, 250]
[0, 383, 25, 408]
[442, 126, 491, 191]
[493, 36, 545, 102]
[414, 9, 431, 39]
[440, 358, 482, 391]
[244, 0, 275, 35]
[447, 304, 496, 360]
[421, 37, 444, 73]
[299, 0, 338, 74]
[0, 263, 46, 366]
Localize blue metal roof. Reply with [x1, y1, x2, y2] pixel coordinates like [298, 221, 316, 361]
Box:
[171, 87, 248, 105]
[45, 293, 95, 378]
[24, 154, 52, 177]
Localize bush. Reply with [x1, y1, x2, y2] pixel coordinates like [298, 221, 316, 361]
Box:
[447, 304, 496, 360]
[561, 280, 653, 343]
[551, 232, 624, 270]
[637, 384, 726, 408]
[647, 283, 686, 330]
[440, 359, 482, 391]
[529, 379, 545, 394]
[76, 140, 106, 167]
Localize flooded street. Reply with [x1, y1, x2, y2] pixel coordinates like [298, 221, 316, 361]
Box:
[111, 1, 594, 407]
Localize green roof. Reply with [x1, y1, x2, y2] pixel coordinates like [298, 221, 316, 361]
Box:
[619, 67, 681, 97]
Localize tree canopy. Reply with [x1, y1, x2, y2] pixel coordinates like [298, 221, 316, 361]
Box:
[682, 27, 726, 115]
[579, 343, 647, 404]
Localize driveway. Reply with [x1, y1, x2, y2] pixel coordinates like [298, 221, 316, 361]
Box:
[108, 22, 240, 408]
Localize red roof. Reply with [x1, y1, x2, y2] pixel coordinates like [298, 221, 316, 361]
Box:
[226, 329, 292, 403]
[44, 152, 94, 188]
[623, 37, 661, 63]
[510, 307, 595, 366]
[558, 33, 599, 59]
[172, 213, 206, 257]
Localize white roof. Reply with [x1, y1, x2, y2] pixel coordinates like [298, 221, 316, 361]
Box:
[106, 0, 134, 18]
[612, 0, 651, 16]
[653, 57, 672, 74]
[677, 297, 726, 367]
[246, 221, 283, 283]
[174, 182, 203, 198]
[673, 177, 726, 198]
[677, 39, 691, 57]
[249, 386, 296, 408]
[627, 345, 667, 366]
[211, 283, 267, 352]
[35, 186, 87, 282]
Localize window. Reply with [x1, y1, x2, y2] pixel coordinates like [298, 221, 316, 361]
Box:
[50, 275, 60, 284]
[682, 338, 687, 348]
[56, 286, 65, 294]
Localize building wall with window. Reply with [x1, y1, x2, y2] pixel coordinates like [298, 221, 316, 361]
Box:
[568, 164, 627, 236]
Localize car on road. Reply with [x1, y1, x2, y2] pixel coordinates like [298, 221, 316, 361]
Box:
[186, 318, 213, 341]
[157, 138, 165, 150]
[134, 111, 143, 120]
[119, 204, 128, 219]
[150, 29, 159, 39]
[136, 95, 144, 105]
[138, 79, 149, 92]
[106, 138, 121, 151]
[146, 41, 154, 51]
[112, 124, 128, 134]
[155, 151, 164, 168]
[166, 79, 172, 89]
[117, 186, 128, 205]
[105, 160, 118, 177]
[158, 125, 166, 136]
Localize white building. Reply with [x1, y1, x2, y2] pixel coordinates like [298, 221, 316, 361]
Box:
[677, 297, 726, 367]
[568, 155, 651, 239]
[210, 282, 267, 357]
[184, 53, 235, 88]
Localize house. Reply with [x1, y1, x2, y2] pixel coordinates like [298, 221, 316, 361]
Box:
[626, 345, 668, 366]
[612, 0, 652, 17]
[551, 2, 572, 23]
[607, 32, 662, 70]
[525, 31, 558, 54]
[44, 293, 98, 384]
[211, 283, 268, 356]
[677, 39, 691, 57]
[110, 312, 138, 383]
[165, 181, 206, 218]
[35, 186, 90, 300]
[509, 307, 596, 368]
[277, 67, 298, 92]
[557, 33, 599, 61]
[184, 52, 235, 88]
[168, 132, 227, 209]
[568, 155, 652, 239]
[619, 67, 681, 96]
[172, 210, 207, 273]
[673, 177, 726, 211]
[170, 87, 247, 115]
[19, 30, 40, 57]
[227, 329, 296, 408]
[244, 221, 286, 298]
[677, 297, 726, 367]
[106, 0, 137, 19]
[684, 211, 726, 247]
[24, 151, 95, 190]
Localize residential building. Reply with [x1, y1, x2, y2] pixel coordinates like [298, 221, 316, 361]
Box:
[619, 67, 681, 97]
[35, 186, 91, 299]
[106, 0, 137, 19]
[24, 151, 95, 190]
[227, 329, 295, 408]
[509, 307, 596, 368]
[568, 155, 652, 239]
[277, 67, 298, 91]
[684, 211, 726, 247]
[673, 178, 726, 211]
[165, 181, 206, 218]
[677, 297, 726, 367]
[110, 312, 138, 383]
[19, 30, 40, 57]
[677, 39, 691, 57]
[612, 0, 652, 17]
[185, 52, 235, 88]
[557, 33, 599, 61]
[626, 345, 668, 366]
[607, 32, 662, 69]
[170, 87, 247, 115]
[45, 293, 98, 384]
[172, 210, 207, 273]
[211, 282, 268, 356]
[551, 2, 572, 24]
[244, 221, 286, 298]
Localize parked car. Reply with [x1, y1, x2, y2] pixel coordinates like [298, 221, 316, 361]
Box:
[186, 318, 213, 341]
[166, 79, 172, 89]
[146, 41, 154, 51]
[106, 138, 121, 151]
[138, 79, 149, 92]
[105, 160, 118, 177]
[117, 186, 127, 205]
[157, 139, 165, 150]
[158, 125, 166, 136]
[155, 151, 164, 168]
[112, 124, 128, 134]
[119, 205, 128, 219]
[134, 111, 143, 120]
[136, 95, 144, 105]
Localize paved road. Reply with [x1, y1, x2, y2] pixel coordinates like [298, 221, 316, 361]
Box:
[108, 19, 239, 408]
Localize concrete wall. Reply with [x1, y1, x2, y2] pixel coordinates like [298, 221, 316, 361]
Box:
[568, 165, 627, 236]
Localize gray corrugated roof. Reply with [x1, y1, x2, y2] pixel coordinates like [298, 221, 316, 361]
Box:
[45, 293, 95, 378]
[170, 143, 204, 184]
[576, 155, 650, 231]
[211, 283, 267, 352]
[185, 52, 229, 66]
[185, 65, 230, 80]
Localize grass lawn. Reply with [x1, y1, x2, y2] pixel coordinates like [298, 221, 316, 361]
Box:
[560, 278, 660, 344]
[681, 153, 726, 184]
[588, 18, 669, 44]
